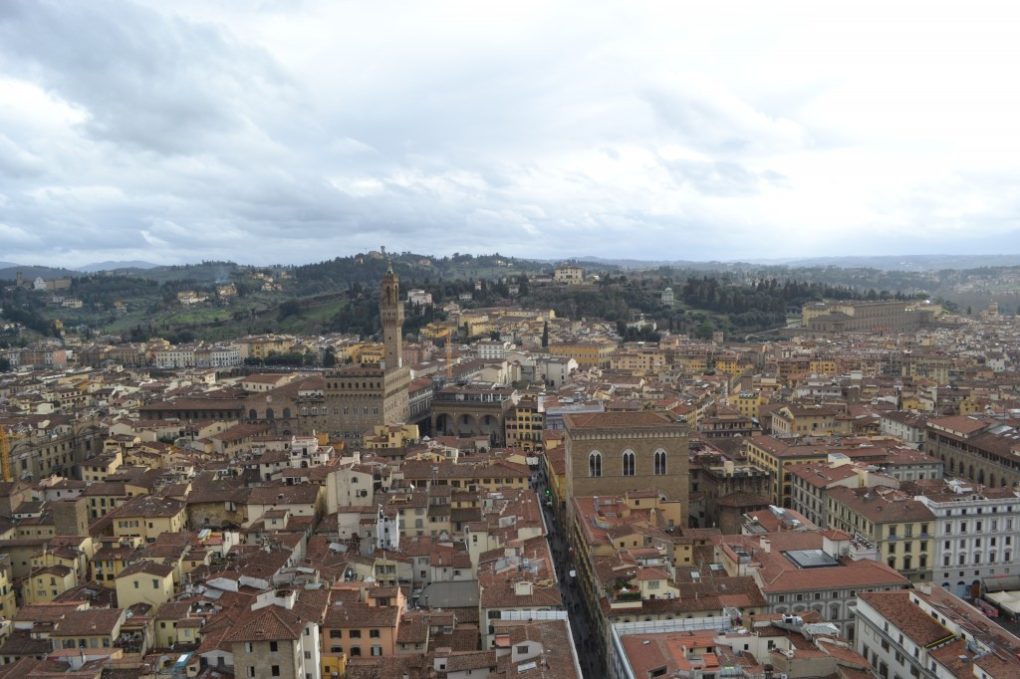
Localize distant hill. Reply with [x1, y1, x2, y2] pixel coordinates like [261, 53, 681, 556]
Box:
[76, 260, 161, 273]
[0, 265, 81, 281]
[754, 254, 1020, 272]
[575, 256, 750, 271]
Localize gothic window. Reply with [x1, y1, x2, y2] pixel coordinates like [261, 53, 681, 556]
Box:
[589, 451, 602, 477]
[622, 450, 636, 476]
[654, 449, 667, 475]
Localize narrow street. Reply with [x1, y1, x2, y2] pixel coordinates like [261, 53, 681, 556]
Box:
[535, 466, 606, 678]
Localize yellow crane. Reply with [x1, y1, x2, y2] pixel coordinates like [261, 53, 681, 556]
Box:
[0, 426, 12, 483]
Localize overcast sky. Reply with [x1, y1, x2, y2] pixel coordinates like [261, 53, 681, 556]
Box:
[2, 1, 1020, 267]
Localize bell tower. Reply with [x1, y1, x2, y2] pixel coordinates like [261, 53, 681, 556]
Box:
[380, 254, 403, 372]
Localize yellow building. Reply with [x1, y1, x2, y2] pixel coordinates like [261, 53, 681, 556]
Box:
[744, 435, 829, 508]
[154, 603, 203, 648]
[826, 486, 935, 583]
[610, 349, 667, 374]
[505, 397, 544, 452]
[363, 423, 420, 449]
[714, 355, 741, 376]
[50, 608, 126, 650]
[459, 311, 494, 338]
[321, 586, 403, 674]
[349, 342, 385, 365]
[677, 354, 709, 375]
[82, 450, 123, 483]
[549, 341, 616, 369]
[246, 335, 295, 360]
[23, 564, 77, 604]
[809, 359, 838, 376]
[115, 560, 176, 609]
[111, 496, 187, 543]
[770, 405, 848, 438]
[92, 537, 144, 587]
[0, 555, 16, 620]
[730, 391, 762, 420]
[83, 481, 133, 520]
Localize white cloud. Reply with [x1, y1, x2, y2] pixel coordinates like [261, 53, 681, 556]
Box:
[1, 0, 1020, 266]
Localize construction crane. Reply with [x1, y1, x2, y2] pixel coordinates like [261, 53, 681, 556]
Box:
[0, 426, 12, 483]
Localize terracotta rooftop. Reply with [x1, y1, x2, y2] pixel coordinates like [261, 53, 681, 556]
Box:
[223, 605, 304, 642]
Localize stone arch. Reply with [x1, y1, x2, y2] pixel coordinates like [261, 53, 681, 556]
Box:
[266, 408, 275, 420]
[249, 409, 257, 421]
[282, 407, 291, 419]
[459, 413, 477, 434]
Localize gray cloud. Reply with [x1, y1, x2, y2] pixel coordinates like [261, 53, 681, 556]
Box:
[0, 1, 1019, 267]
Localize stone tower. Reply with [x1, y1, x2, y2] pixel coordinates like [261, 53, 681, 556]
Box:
[380, 262, 403, 372]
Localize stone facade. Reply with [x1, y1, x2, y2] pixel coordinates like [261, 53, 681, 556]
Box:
[563, 411, 689, 526]
[322, 265, 411, 438]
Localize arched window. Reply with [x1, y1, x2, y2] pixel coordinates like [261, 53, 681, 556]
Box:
[622, 450, 635, 476]
[266, 408, 275, 420]
[248, 409, 257, 421]
[282, 407, 291, 419]
[654, 449, 667, 475]
[589, 451, 602, 477]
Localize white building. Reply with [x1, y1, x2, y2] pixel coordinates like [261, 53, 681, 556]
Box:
[878, 411, 928, 448]
[376, 504, 400, 550]
[915, 478, 1020, 598]
[476, 340, 512, 361]
[554, 265, 584, 285]
[195, 345, 243, 368]
[407, 288, 433, 307]
[154, 346, 196, 369]
[856, 585, 1020, 678]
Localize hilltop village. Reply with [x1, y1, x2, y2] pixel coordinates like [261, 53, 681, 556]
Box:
[3, 264, 1020, 678]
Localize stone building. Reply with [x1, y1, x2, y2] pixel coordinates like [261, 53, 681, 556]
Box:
[322, 264, 411, 439]
[431, 384, 517, 446]
[563, 411, 689, 526]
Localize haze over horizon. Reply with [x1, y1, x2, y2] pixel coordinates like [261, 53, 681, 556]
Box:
[3, 1, 1020, 267]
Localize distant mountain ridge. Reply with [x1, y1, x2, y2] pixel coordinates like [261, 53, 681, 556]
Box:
[4, 252, 1020, 283]
[576, 253, 1020, 272]
[76, 260, 161, 272]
